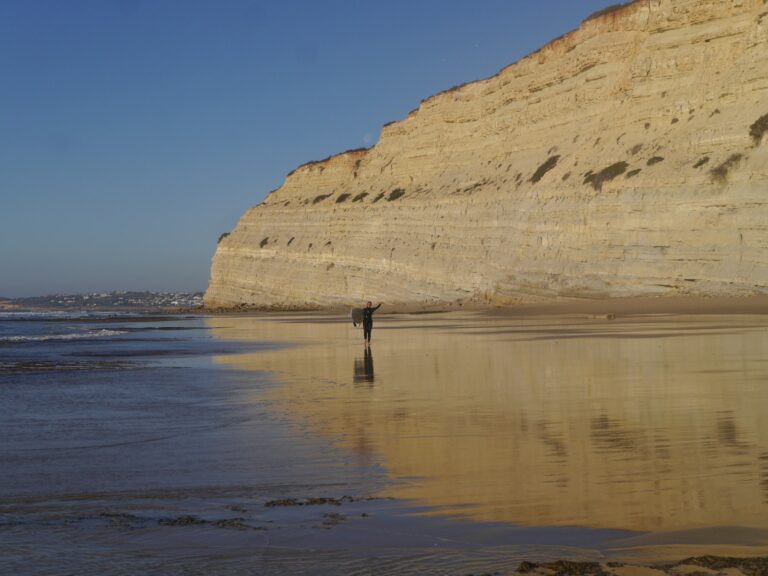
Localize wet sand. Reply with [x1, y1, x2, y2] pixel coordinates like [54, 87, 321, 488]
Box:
[483, 294, 768, 317]
[206, 303, 768, 568]
[3, 305, 768, 574]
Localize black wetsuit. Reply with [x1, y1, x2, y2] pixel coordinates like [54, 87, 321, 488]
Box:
[362, 304, 381, 342]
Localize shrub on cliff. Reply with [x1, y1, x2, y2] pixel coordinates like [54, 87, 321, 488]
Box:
[749, 113, 768, 145]
[530, 155, 560, 183]
[584, 162, 629, 191]
[693, 157, 710, 168]
[584, 2, 632, 23]
[710, 154, 743, 183]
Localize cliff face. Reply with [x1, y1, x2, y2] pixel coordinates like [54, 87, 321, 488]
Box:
[206, 0, 768, 308]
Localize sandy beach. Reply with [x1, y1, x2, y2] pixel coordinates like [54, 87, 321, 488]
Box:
[202, 298, 768, 571]
[3, 302, 768, 574]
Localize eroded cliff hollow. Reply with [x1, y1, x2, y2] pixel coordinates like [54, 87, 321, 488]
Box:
[206, 0, 768, 309]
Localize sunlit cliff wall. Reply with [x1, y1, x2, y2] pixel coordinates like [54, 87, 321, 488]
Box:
[206, 0, 768, 308]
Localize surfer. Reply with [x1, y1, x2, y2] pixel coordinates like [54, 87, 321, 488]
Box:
[362, 301, 381, 346]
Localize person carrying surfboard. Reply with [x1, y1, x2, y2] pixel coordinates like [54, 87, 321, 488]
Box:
[362, 301, 381, 346]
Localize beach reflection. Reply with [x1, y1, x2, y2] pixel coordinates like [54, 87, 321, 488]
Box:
[354, 348, 375, 384]
[208, 312, 768, 534]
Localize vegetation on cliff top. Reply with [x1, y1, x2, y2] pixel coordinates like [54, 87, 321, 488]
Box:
[583, 2, 635, 23]
[286, 147, 370, 178]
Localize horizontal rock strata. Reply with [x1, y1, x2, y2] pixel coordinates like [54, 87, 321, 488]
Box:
[206, 0, 768, 308]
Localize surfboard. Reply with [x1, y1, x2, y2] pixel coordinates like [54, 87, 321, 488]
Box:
[350, 307, 363, 326]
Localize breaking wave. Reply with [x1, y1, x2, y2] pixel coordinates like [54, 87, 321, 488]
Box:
[0, 329, 127, 343]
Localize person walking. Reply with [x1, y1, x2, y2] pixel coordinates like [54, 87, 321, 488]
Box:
[362, 301, 381, 346]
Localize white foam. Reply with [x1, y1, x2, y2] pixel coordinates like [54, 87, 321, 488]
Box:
[0, 329, 127, 343]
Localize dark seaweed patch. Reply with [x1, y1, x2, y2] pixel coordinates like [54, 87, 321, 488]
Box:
[659, 556, 768, 575]
[265, 496, 386, 508]
[646, 156, 664, 166]
[371, 192, 386, 203]
[287, 237, 295, 246]
[335, 193, 351, 203]
[259, 237, 269, 248]
[217, 232, 230, 244]
[626, 169, 641, 178]
[387, 188, 405, 201]
[312, 194, 332, 204]
[352, 192, 369, 202]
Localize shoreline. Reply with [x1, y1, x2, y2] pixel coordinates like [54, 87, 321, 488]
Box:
[203, 294, 768, 317]
[7, 294, 768, 318]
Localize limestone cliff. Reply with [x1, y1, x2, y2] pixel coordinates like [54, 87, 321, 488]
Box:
[206, 0, 768, 309]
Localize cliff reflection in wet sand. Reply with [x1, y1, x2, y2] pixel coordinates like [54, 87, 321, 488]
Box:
[208, 312, 768, 535]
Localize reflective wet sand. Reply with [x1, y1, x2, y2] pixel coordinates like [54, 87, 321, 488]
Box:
[209, 311, 768, 553]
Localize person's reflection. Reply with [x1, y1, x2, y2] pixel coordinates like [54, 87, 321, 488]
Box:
[353, 347, 375, 384]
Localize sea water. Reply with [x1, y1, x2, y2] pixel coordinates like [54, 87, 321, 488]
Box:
[0, 312, 391, 574]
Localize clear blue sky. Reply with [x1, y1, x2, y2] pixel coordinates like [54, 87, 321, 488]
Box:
[1, 0, 616, 297]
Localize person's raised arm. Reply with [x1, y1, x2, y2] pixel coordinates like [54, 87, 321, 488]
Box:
[373, 303, 382, 312]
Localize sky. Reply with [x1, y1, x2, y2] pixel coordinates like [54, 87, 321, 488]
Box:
[1, 0, 618, 298]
